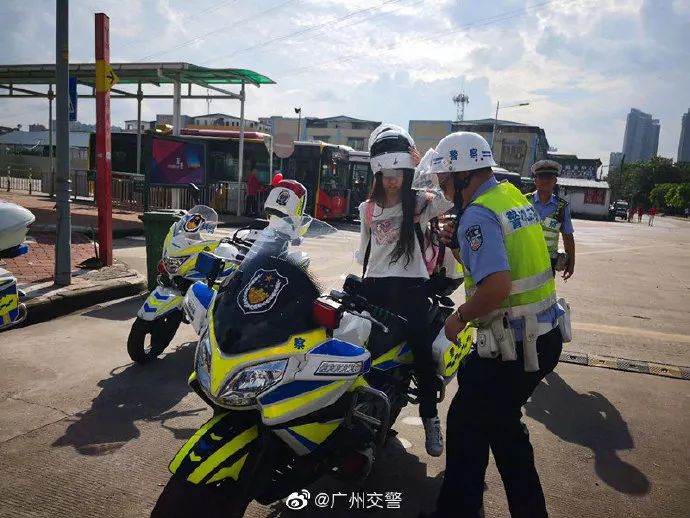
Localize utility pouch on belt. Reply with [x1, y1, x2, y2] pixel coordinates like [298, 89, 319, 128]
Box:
[557, 297, 572, 343]
[490, 313, 517, 362]
[523, 315, 540, 372]
[476, 327, 499, 359]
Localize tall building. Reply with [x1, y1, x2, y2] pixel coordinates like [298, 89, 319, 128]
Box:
[609, 152, 623, 173]
[678, 109, 690, 163]
[622, 108, 660, 163]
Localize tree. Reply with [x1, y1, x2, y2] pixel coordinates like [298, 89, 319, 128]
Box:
[666, 183, 690, 210]
[649, 183, 675, 209]
[607, 157, 690, 207]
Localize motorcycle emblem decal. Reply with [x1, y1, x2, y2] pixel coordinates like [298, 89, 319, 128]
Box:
[294, 337, 306, 350]
[184, 213, 206, 233]
[276, 189, 290, 206]
[237, 269, 289, 314]
[465, 225, 483, 251]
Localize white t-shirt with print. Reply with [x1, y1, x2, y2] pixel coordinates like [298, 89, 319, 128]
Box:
[356, 190, 454, 280]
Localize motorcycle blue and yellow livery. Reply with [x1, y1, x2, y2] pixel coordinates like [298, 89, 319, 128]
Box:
[151, 216, 472, 517]
[0, 200, 35, 331]
[127, 205, 245, 363]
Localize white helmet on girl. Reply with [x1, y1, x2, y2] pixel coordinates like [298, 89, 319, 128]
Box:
[428, 132, 497, 174]
[368, 123, 416, 173]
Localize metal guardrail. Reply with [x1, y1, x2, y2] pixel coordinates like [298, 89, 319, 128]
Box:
[3, 166, 256, 215]
[4, 166, 42, 195]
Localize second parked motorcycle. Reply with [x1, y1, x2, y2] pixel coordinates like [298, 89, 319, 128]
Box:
[127, 205, 245, 363]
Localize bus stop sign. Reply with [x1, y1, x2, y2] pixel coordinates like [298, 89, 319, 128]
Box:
[68, 77, 77, 121]
[274, 132, 295, 159]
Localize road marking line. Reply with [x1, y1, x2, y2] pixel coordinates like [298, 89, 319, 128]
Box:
[572, 322, 690, 344]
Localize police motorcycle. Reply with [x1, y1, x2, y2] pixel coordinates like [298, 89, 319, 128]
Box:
[151, 212, 473, 517]
[0, 200, 35, 331]
[127, 205, 245, 363]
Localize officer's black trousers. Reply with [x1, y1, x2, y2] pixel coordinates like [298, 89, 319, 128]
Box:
[436, 327, 563, 518]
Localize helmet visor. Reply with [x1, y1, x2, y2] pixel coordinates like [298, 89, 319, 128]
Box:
[370, 135, 411, 158]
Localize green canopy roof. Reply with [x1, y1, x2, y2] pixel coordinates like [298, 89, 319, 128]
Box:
[0, 62, 274, 87]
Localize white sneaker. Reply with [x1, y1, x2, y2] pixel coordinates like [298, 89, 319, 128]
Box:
[422, 416, 444, 457]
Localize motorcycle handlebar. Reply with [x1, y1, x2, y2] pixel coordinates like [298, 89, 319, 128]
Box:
[328, 289, 407, 332]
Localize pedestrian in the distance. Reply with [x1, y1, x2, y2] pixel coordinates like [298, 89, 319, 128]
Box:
[637, 206, 644, 222]
[628, 206, 635, 222]
[245, 164, 260, 217]
[648, 207, 657, 226]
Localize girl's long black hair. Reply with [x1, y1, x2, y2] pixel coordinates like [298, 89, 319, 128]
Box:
[367, 170, 417, 268]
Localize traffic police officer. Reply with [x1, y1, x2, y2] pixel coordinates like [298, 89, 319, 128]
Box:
[425, 132, 564, 518]
[529, 160, 575, 279]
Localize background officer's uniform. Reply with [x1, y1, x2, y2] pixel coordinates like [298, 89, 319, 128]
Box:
[436, 176, 564, 518]
[531, 191, 574, 275]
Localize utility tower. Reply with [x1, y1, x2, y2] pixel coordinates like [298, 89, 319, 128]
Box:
[453, 92, 470, 121]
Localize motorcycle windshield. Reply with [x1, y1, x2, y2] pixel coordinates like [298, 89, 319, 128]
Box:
[212, 215, 335, 355]
[172, 205, 219, 239]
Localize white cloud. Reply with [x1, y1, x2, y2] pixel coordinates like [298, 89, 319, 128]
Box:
[1, 0, 688, 163]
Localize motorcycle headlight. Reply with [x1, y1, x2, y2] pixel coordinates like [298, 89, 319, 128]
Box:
[195, 333, 212, 390]
[163, 255, 190, 274]
[218, 359, 288, 407]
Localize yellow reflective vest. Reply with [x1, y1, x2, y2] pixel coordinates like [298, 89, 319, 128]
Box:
[463, 182, 557, 322]
[528, 191, 568, 256]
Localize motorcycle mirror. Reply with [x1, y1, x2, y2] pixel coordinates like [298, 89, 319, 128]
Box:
[196, 251, 224, 286]
[188, 183, 201, 204]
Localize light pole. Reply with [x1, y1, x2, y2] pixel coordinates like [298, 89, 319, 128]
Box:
[490, 101, 530, 152]
[294, 107, 302, 141]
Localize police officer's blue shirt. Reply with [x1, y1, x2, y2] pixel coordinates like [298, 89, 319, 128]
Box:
[532, 192, 574, 234]
[458, 177, 563, 341]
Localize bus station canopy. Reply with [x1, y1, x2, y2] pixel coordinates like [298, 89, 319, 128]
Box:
[0, 62, 275, 98]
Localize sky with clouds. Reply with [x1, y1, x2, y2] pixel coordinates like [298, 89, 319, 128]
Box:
[1, 0, 689, 164]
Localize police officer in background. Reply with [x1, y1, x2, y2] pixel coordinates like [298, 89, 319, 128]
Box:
[529, 160, 575, 279]
[424, 132, 564, 518]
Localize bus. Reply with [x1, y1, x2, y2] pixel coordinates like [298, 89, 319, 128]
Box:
[278, 141, 372, 220]
[93, 131, 374, 219]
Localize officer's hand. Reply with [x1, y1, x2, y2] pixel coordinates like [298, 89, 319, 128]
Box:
[438, 218, 456, 245]
[562, 260, 574, 281]
[445, 312, 465, 341]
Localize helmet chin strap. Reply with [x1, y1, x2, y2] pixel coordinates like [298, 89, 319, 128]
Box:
[453, 171, 476, 212]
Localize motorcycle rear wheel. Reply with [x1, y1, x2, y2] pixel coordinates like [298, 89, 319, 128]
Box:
[127, 310, 183, 364]
[150, 476, 249, 518]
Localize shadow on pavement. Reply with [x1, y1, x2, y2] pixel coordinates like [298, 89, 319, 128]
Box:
[52, 342, 200, 455]
[263, 436, 443, 517]
[525, 371, 650, 496]
[81, 295, 144, 321]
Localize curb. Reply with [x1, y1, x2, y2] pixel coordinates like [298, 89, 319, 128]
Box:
[560, 350, 690, 380]
[23, 272, 147, 326]
[30, 224, 144, 239]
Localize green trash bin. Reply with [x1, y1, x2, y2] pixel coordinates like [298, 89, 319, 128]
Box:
[140, 210, 184, 291]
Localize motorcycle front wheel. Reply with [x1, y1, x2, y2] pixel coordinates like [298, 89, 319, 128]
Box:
[127, 309, 183, 364]
[150, 476, 249, 518]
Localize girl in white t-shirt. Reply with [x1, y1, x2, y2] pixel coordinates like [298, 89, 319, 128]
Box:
[355, 125, 453, 456]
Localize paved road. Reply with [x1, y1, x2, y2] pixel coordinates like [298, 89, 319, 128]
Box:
[0, 215, 689, 517]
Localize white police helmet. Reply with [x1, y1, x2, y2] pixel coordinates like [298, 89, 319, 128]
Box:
[263, 179, 307, 221]
[428, 132, 497, 175]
